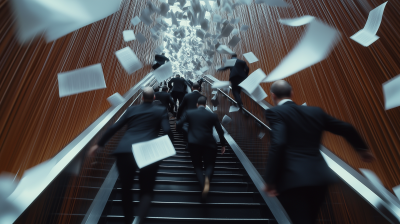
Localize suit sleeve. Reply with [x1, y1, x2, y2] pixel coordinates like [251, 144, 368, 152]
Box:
[176, 111, 188, 132]
[161, 108, 174, 142]
[244, 62, 249, 75]
[264, 109, 287, 185]
[214, 115, 226, 147]
[168, 79, 173, 89]
[168, 95, 175, 110]
[323, 110, 368, 151]
[98, 110, 130, 147]
[177, 96, 187, 119]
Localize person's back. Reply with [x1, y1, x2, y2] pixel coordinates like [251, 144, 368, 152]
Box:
[177, 83, 203, 119]
[168, 77, 187, 93]
[230, 58, 249, 85]
[155, 87, 174, 112]
[263, 80, 374, 224]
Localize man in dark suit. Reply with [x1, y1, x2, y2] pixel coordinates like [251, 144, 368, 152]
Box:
[176, 96, 226, 198]
[197, 77, 205, 92]
[176, 82, 203, 120]
[155, 86, 175, 114]
[88, 87, 173, 224]
[152, 53, 170, 70]
[218, 53, 249, 110]
[168, 74, 187, 109]
[263, 80, 375, 224]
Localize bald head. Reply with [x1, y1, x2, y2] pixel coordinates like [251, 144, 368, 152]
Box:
[270, 80, 292, 99]
[142, 87, 155, 101]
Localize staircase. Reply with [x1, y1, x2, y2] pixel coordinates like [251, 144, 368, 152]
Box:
[100, 118, 277, 224]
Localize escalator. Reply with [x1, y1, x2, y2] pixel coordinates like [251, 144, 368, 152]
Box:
[100, 118, 276, 224]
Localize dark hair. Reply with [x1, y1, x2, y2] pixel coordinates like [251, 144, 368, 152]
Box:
[142, 87, 154, 101]
[192, 82, 200, 90]
[197, 96, 207, 105]
[232, 53, 237, 58]
[270, 80, 292, 98]
[162, 86, 168, 91]
[176, 74, 180, 78]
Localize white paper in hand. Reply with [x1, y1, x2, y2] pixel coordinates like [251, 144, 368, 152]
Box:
[279, 15, 315, 26]
[212, 81, 230, 89]
[263, 19, 341, 82]
[240, 68, 267, 94]
[153, 62, 173, 83]
[383, 74, 400, 110]
[222, 115, 232, 125]
[115, 47, 143, 75]
[243, 52, 259, 63]
[123, 30, 136, 42]
[107, 92, 125, 107]
[58, 63, 106, 97]
[350, 2, 387, 47]
[132, 135, 176, 169]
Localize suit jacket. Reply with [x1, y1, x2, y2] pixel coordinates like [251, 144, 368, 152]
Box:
[177, 107, 226, 149]
[98, 102, 173, 154]
[264, 101, 368, 193]
[176, 91, 204, 119]
[155, 91, 175, 111]
[217, 58, 249, 86]
[155, 54, 169, 64]
[168, 77, 187, 93]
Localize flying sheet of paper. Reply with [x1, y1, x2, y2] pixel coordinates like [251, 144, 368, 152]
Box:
[115, 47, 143, 75]
[383, 74, 400, 110]
[201, 66, 209, 73]
[213, 15, 222, 23]
[212, 127, 220, 142]
[213, 106, 218, 111]
[222, 115, 232, 125]
[279, 15, 315, 26]
[229, 105, 240, 113]
[153, 62, 173, 83]
[220, 24, 234, 37]
[258, 132, 265, 139]
[131, 16, 141, 26]
[240, 25, 249, 32]
[139, 8, 153, 26]
[231, 28, 239, 35]
[217, 45, 234, 55]
[302, 102, 307, 106]
[160, 3, 170, 16]
[263, 19, 341, 82]
[11, 0, 123, 43]
[230, 18, 240, 25]
[132, 135, 176, 169]
[224, 59, 237, 67]
[350, 2, 387, 47]
[254, 0, 289, 7]
[107, 92, 125, 107]
[136, 33, 147, 44]
[212, 81, 230, 89]
[243, 52, 259, 63]
[211, 95, 219, 106]
[212, 90, 218, 94]
[250, 85, 268, 102]
[58, 63, 106, 97]
[228, 36, 241, 48]
[123, 30, 136, 42]
[239, 68, 267, 94]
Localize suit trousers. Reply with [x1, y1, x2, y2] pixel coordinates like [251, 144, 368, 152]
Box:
[231, 85, 243, 108]
[170, 91, 185, 109]
[277, 185, 328, 224]
[115, 153, 160, 224]
[188, 144, 218, 188]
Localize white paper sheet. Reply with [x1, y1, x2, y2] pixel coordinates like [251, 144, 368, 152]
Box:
[58, 63, 106, 97]
[139, 8, 153, 26]
[239, 68, 267, 94]
[132, 135, 176, 169]
[115, 47, 143, 75]
[222, 115, 232, 125]
[243, 52, 259, 63]
[302, 102, 307, 106]
[279, 15, 315, 26]
[254, 0, 289, 7]
[231, 28, 239, 35]
[383, 74, 400, 110]
[107, 92, 125, 107]
[136, 32, 147, 44]
[123, 30, 136, 42]
[250, 85, 268, 102]
[229, 105, 240, 113]
[220, 24, 234, 37]
[153, 62, 174, 83]
[217, 45, 234, 54]
[12, 0, 123, 43]
[131, 16, 141, 26]
[213, 106, 218, 111]
[212, 90, 218, 94]
[350, 2, 387, 47]
[258, 132, 265, 139]
[224, 59, 237, 67]
[263, 19, 341, 82]
[228, 36, 241, 48]
[240, 25, 250, 32]
[212, 81, 230, 89]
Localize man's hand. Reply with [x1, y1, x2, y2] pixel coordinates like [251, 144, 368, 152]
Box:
[263, 184, 278, 197]
[358, 151, 375, 163]
[221, 146, 226, 155]
[88, 145, 101, 157]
